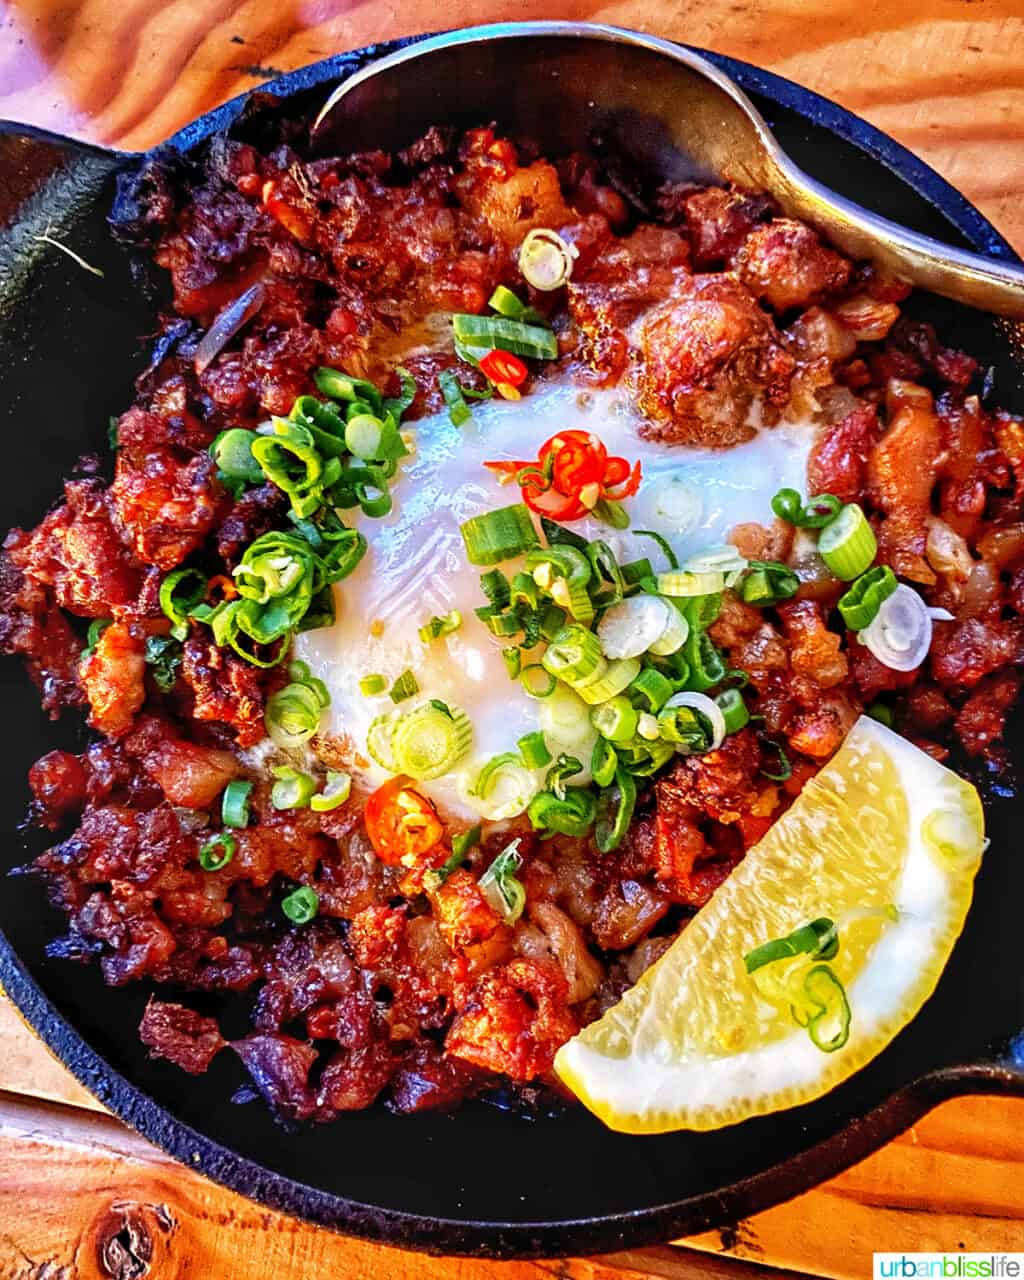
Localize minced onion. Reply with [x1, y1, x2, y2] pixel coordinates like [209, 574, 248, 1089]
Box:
[194, 281, 266, 375]
[860, 584, 934, 671]
[518, 228, 578, 291]
[660, 692, 726, 752]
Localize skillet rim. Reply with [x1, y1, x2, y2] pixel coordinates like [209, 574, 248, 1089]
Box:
[1, 25, 1023, 1260]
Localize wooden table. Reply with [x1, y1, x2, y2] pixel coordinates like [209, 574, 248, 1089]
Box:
[1, 2, 1023, 1276]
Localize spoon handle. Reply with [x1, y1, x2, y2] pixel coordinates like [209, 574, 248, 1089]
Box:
[778, 160, 1024, 319]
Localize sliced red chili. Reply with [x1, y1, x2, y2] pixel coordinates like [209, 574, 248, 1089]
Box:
[479, 349, 528, 387]
[522, 484, 588, 521]
[602, 458, 643, 500]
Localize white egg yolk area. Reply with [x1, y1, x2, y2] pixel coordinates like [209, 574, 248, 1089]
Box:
[294, 379, 817, 820]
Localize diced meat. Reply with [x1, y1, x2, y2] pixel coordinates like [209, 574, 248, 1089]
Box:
[28, 750, 87, 828]
[7, 480, 141, 617]
[180, 634, 266, 746]
[79, 621, 146, 737]
[807, 405, 880, 503]
[867, 398, 943, 583]
[657, 729, 764, 824]
[954, 671, 1021, 758]
[682, 186, 774, 268]
[634, 274, 795, 446]
[110, 449, 221, 570]
[446, 958, 576, 1081]
[232, 1032, 317, 1122]
[123, 715, 238, 807]
[930, 618, 1024, 690]
[735, 219, 851, 311]
[430, 869, 502, 951]
[140, 998, 226, 1074]
[777, 600, 848, 689]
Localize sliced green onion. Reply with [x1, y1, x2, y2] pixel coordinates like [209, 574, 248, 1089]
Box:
[715, 687, 750, 735]
[518, 731, 552, 769]
[593, 498, 629, 530]
[837, 565, 898, 630]
[310, 771, 352, 812]
[518, 227, 577, 291]
[271, 766, 317, 810]
[343, 413, 383, 460]
[595, 766, 637, 853]
[539, 683, 593, 748]
[382, 366, 417, 422]
[618, 737, 675, 777]
[802, 966, 851, 1051]
[545, 753, 584, 800]
[683, 628, 726, 692]
[540, 517, 588, 551]
[143, 634, 181, 691]
[367, 712, 399, 770]
[389, 670, 419, 703]
[159, 567, 207, 641]
[418, 610, 462, 643]
[488, 285, 544, 325]
[637, 711, 660, 740]
[741, 560, 800, 606]
[453, 824, 482, 860]
[620, 558, 654, 588]
[479, 840, 527, 924]
[634, 530, 680, 571]
[438, 369, 480, 426]
[282, 885, 319, 925]
[597, 595, 673, 660]
[461, 504, 539, 567]
[591, 737, 618, 788]
[647, 602, 689, 657]
[542, 623, 604, 685]
[628, 666, 674, 712]
[591, 694, 639, 743]
[466, 754, 540, 820]
[314, 367, 383, 413]
[744, 917, 839, 974]
[657, 569, 725, 597]
[85, 617, 111, 653]
[817, 503, 877, 580]
[502, 647, 522, 679]
[658, 691, 725, 753]
[480, 569, 511, 610]
[221, 779, 253, 829]
[391, 702, 472, 780]
[520, 663, 556, 698]
[198, 831, 236, 872]
[684, 546, 748, 577]
[211, 428, 263, 485]
[760, 737, 792, 782]
[452, 313, 558, 361]
[359, 673, 387, 696]
[866, 701, 894, 728]
[266, 682, 323, 750]
[682, 593, 722, 632]
[771, 488, 843, 530]
[539, 603, 568, 641]
[575, 656, 641, 705]
[527, 787, 597, 839]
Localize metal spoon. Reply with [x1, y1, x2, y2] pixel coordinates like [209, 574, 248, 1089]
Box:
[313, 21, 1024, 318]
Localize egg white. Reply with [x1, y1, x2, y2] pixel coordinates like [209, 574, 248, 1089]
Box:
[295, 379, 817, 819]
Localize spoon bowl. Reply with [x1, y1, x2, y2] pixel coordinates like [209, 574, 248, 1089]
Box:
[315, 22, 1024, 317]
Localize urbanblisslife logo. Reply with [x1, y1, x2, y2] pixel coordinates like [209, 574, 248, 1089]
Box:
[874, 1257, 1024, 1279]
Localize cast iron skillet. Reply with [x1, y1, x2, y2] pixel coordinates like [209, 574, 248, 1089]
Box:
[0, 30, 1023, 1262]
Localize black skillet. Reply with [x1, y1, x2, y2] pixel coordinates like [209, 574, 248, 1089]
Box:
[0, 28, 1022, 1262]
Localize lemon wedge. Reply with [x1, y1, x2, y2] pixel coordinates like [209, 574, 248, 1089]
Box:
[555, 716, 985, 1133]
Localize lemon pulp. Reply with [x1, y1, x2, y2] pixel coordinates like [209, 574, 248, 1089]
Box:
[555, 716, 985, 1133]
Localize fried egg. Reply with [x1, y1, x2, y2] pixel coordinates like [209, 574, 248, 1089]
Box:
[295, 378, 817, 819]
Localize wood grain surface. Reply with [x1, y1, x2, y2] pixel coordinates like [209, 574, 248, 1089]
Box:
[1, 996, 1023, 1279]
[1, 0, 1023, 253]
[2, 2, 1024, 1277]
